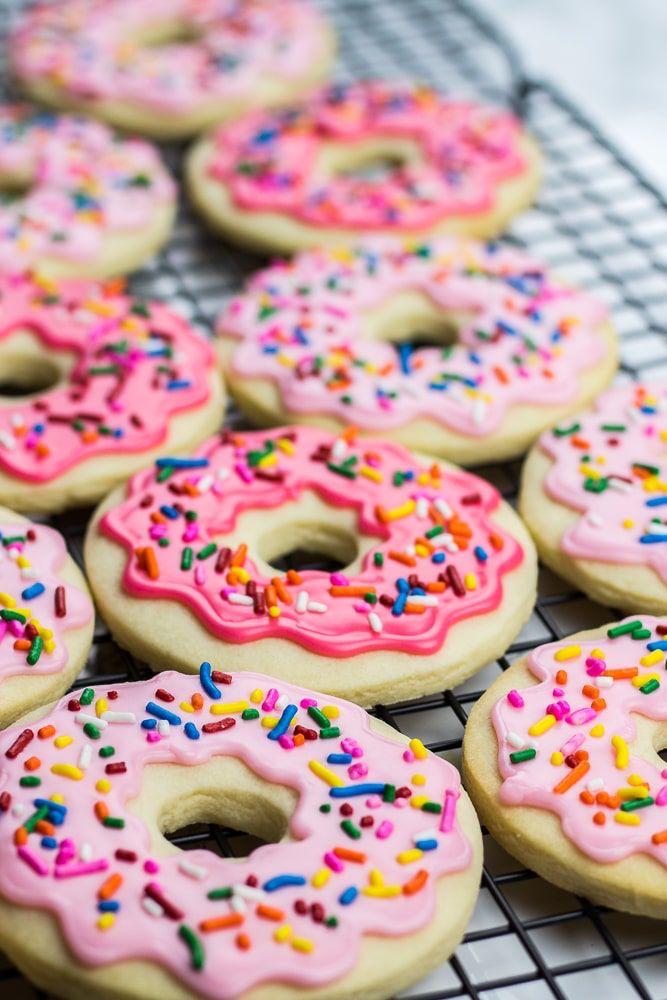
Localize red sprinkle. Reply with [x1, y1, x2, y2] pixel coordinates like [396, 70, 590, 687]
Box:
[55, 586, 66, 618]
[5, 729, 34, 760]
[155, 688, 175, 703]
[202, 719, 236, 734]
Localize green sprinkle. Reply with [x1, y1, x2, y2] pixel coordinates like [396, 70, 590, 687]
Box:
[319, 803, 331, 813]
[326, 462, 357, 480]
[20, 776, 41, 787]
[373, 552, 384, 567]
[640, 679, 660, 694]
[365, 592, 377, 604]
[2, 535, 26, 546]
[181, 547, 193, 571]
[185, 511, 197, 522]
[583, 477, 608, 494]
[179, 924, 205, 971]
[383, 784, 396, 803]
[83, 723, 101, 740]
[0, 609, 26, 623]
[27, 635, 43, 666]
[307, 706, 330, 728]
[553, 422, 581, 437]
[326, 915, 338, 927]
[393, 472, 405, 486]
[620, 796, 655, 812]
[601, 424, 627, 432]
[102, 816, 125, 829]
[510, 748, 537, 764]
[156, 466, 174, 482]
[207, 886, 233, 900]
[80, 688, 95, 706]
[88, 365, 120, 376]
[341, 819, 361, 840]
[633, 463, 660, 475]
[72, 420, 85, 432]
[131, 302, 150, 317]
[241, 708, 260, 721]
[99, 746, 115, 758]
[422, 801, 442, 814]
[607, 621, 644, 638]
[425, 525, 444, 539]
[24, 805, 49, 833]
[197, 543, 217, 561]
[158, 538, 169, 548]
[319, 727, 341, 739]
[632, 629, 653, 640]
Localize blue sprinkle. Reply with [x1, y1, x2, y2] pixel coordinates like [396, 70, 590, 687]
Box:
[329, 783, 387, 798]
[398, 344, 412, 375]
[33, 423, 45, 434]
[392, 591, 407, 617]
[184, 722, 200, 740]
[415, 838, 439, 851]
[396, 578, 409, 593]
[647, 640, 667, 651]
[640, 534, 667, 544]
[167, 380, 192, 390]
[155, 457, 209, 469]
[403, 471, 414, 481]
[646, 497, 667, 507]
[98, 900, 120, 912]
[432, 552, 445, 564]
[159, 505, 179, 520]
[263, 874, 307, 892]
[327, 753, 353, 765]
[34, 798, 66, 818]
[474, 546, 488, 562]
[145, 702, 182, 725]
[41, 836, 57, 850]
[141, 719, 157, 730]
[268, 704, 298, 741]
[339, 886, 359, 905]
[199, 661, 221, 700]
[21, 582, 45, 600]
[411, 587, 426, 596]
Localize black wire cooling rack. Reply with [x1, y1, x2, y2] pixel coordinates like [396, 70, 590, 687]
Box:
[2, 1, 667, 998]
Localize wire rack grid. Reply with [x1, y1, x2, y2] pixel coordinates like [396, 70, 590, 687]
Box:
[1, 1, 667, 998]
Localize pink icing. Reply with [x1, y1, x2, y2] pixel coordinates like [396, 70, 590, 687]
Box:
[0, 520, 92, 692]
[208, 81, 530, 230]
[99, 426, 524, 657]
[491, 616, 667, 864]
[0, 669, 471, 997]
[11, 1, 328, 116]
[0, 273, 215, 483]
[0, 106, 174, 271]
[219, 238, 609, 436]
[540, 381, 667, 581]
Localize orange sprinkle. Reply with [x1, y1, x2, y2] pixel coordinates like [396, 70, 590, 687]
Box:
[493, 365, 509, 385]
[553, 760, 590, 794]
[596, 791, 609, 805]
[35, 442, 49, 457]
[403, 869, 429, 895]
[236, 932, 251, 950]
[582, 685, 599, 699]
[35, 820, 55, 836]
[593, 812, 606, 826]
[607, 795, 621, 809]
[403, 602, 427, 614]
[265, 584, 278, 608]
[102, 277, 126, 296]
[428, 503, 445, 526]
[591, 698, 607, 712]
[95, 801, 109, 821]
[256, 904, 284, 921]
[271, 577, 292, 604]
[13, 639, 31, 651]
[182, 482, 199, 497]
[24, 756, 40, 772]
[333, 847, 367, 863]
[200, 913, 244, 933]
[489, 532, 504, 551]
[415, 537, 435, 554]
[388, 551, 417, 567]
[571, 436, 590, 450]
[426, 581, 446, 593]
[652, 829, 667, 844]
[342, 426, 358, 443]
[37, 725, 56, 739]
[286, 570, 303, 585]
[191, 693, 204, 711]
[574, 749, 589, 762]
[143, 546, 159, 580]
[14, 827, 27, 846]
[329, 585, 376, 597]
[98, 873, 123, 900]
[555, 670, 568, 685]
[81, 430, 97, 444]
[579, 790, 595, 805]
[602, 668, 638, 679]
[293, 733, 305, 746]
[231, 544, 247, 568]
[150, 512, 167, 524]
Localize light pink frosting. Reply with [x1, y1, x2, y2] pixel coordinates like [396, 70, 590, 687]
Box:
[0, 520, 92, 693]
[0, 669, 471, 997]
[0, 106, 174, 271]
[0, 273, 215, 483]
[540, 381, 667, 581]
[11, 1, 328, 115]
[219, 239, 609, 436]
[208, 81, 531, 230]
[491, 616, 667, 865]
[99, 426, 524, 657]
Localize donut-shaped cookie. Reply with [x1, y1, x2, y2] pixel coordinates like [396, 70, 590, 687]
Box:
[217, 238, 617, 465]
[0, 505, 93, 728]
[11, 1, 335, 141]
[520, 381, 667, 614]
[186, 81, 542, 254]
[463, 617, 667, 917]
[0, 106, 175, 277]
[85, 425, 537, 705]
[0, 273, 225, 514]
[0, 668, 482, 1000]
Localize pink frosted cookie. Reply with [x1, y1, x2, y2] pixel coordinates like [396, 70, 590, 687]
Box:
[0, 273, 225, 513]
[186, 80, 542, 253]
[10, 1, 335, 140]
[84, 425, 536, 705]
[0, 105, 175, 277]
[0, 667, 482, 1000]
[0, 505, 93, 727]
[217, 238, 617, 464]
[463, 616, 667, 917]
[521, 381, 667, 614]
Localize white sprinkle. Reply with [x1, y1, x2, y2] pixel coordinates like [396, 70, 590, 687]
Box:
[596, 676, 613, 688]
[233, 883, 265, 901]
[227, 593, 254, 606]
[331, 438, 347, 460]
[7, 548, 18, 561]
[607, 478, 631, 493]
[178, 859, 208, 880]
[275, 694, 289, 711]
[142, 897, 164, 918]
[20, 567, 38, 579]
[78, 745, 92, 770]
[415, 497, 429, 519]
[10, 413, 25, 428]
[101, 711, 137, 724]
[586, 512, 603, 527]
[217, 467, 230, 481]
[79, 843, 92, 862]
[75, 713, 108, 730]
[414, 827, 439, 842]
[12, 803, 25, 818]
[405, 594, 438, 607]
[230, 895, 247, 914]
[368, 611, 382, 634]
[404, 544, 416, 557]
[472, 399, 487, 426]
[307, 601, 327, 614]
[434, 498, 453, 520]
[587, 777, 605, 793]
[506, 731, 525, 749]
[296, 591, 309, 614]
[158, 719, 170, 737]
[442, 533, 459, 553]
[401, 380, 425, 398]
[0, 432, 16, 450]
[196, 475, 214, 494]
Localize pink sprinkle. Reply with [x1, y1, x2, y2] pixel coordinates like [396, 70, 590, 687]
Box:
[263, 689, 279, 712]
[55, 859, 109, 879]
[220, 587, 235, 600]
[149, 525, 167, 540]
[585, 657, 606, 676]
[341, 737, 363, 757]
[552, 688, 564, 697]
[353, 601, 371, 613]
[348, 763, 368, 780]
[194, 566, 205, 586]
[234, 462, 253, 484]
[393, 797, 408, 809]
[365, 795, 382, 809]
[0, 621, 7, 644]
[402, 749, 415, 763]
[324, 851, 344, 872]
[144, 859, 159, 874]
[300, 698, 317, 708]
[183, 526, 199, 543]
[8, 619, 24, 638]
[55, 838, 76, 866]
[18, 845, 49, 876]
[507, 690, 524, 709]
[278, 735, 294, 749]
[560, 734, 585, 755]
[656, 785, 667, 806]
[330, 573, 348, 586]
[662, 769, 667, 780]
[440, 788, 459, 833]
[147, 731, 161, 743]
[376, 820, 393, 839]
[565, 707, 597, 725]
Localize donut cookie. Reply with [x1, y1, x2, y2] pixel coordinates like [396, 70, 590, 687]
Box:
[85, 426, 537, 706]
[0, 667, 482, 1000]
[520, 381, 667, 614]
[0, 105, 175, 277]
[217, 238, 617, 464]
[0, 505, 93, 728]
[463, 617, 667, 917]
[186, 80, 542, 254]
[0, 273, 225, 514]
[11, 0, 335, 141]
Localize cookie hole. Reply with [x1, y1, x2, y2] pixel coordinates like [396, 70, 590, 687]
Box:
[0, 172, 33, 206]
[261, 522, 358, 575]
[319, 136, 421, 183]
[135, 20, 204, 49]
[362, 289, 470, 352]
[0, 354, 63, 397]
[162, 793, 290, 861]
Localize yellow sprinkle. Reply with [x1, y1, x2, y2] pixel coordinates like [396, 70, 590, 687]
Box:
[411, 773, 426, 786]
[311, 868, 330, 888]
[250, 689, 263, 704]
[322, 705, 339, 720]
[415, 545, 429, 557]
[97, 913, 115, 931]
[258, 452, 277, 468]
[39, 626, 53, 640]
[528, 714, 557, 737]
[554, 645, 581, 662]
[362, 885, 402, 897]
[308, 760, 344, 787]
[384, 500, 416, 521]
[291, 937, 314, 953]
[640, 649, 664, 666]
[0, 592, 16, 607]
[628, 773, 648, 786]
[50, 793, 65, 805]
[44, 639, 55, 654]
[179, 701, 195, 713]
[410, 795, 428, 809]
[51, 764, 83, 781]
[397, 849, 423, 864]
[661, 430, 667, 443]
[618, 786, 649, 800]
[464, 573, 477, 591]
[276, 437, 295, 455]
[550, 751, 564, 766]
[16, 556, 30, 569]
[409, 738, 428, 760]
[262, 717, 278, 729]
[611, 735, 629, 769]
[210, 701, 249, 715]
[274, 925, 292, 943]
[96, 779, 111, 794]
[54, 736, 73, 749]
[268, 606, 280, 619]
[277, 354, 296, 368]
[631, 672, 660, 688]
[359, 465, 382, 483]
[95, 698, 108, 718]
[614, 812, 641, 826]
[416, 472, 430, 486]
[589, 724, 605, 737]
[228, 567, 250, 585]
[622, 519, 634, 529]
[369, 869, 384, 887]
[591, 648, 606, 660]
